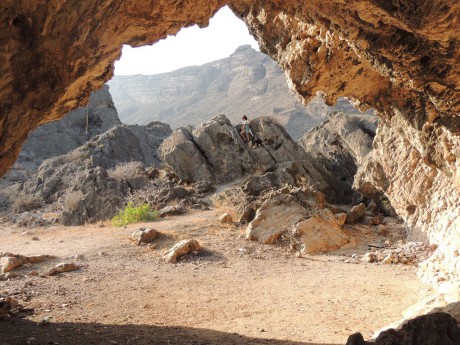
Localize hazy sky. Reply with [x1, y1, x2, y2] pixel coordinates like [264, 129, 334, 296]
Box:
[114, 6, 259, 75]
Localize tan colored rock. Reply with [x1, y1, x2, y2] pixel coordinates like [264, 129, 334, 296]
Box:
[0, 297, 18, 320]
[48, 262, 79, 276]
[334, 213, 347, 227]
[219, 213, 233, 224]
[345, 203, 366, 224]
[292, 209, 349, 254]
[0, 0, 459, 311]
[163, 239, 201, 263]
[363, 252, 376, 263]
[131, 228, 158, 245]
[246, 194, 310, 244]
[0, 256, 25, 274]
[0, 253, 54, 273]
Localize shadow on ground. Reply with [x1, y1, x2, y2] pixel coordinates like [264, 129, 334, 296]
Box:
[0, 318, 340, 345]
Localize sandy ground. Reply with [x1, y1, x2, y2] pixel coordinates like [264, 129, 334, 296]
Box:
[0, 208, 433, 345]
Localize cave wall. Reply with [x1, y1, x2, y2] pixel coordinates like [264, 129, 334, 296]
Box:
[1, 1, 459, 288]
[230, 0, 460, 288]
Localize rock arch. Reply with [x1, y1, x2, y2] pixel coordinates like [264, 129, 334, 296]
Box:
[1, 0, 459, 316]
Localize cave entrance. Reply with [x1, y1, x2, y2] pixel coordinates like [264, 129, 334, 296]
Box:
[1, 4, 425, 345]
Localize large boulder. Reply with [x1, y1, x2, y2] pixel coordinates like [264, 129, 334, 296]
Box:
[158, 128, 216, 183]
[61, 167, 128, 225]
[292, 208, 350, 254]
[299, 113, 378, 204]
[159, 115, 325, 187]
[246, 193, 312, 244]
[348, 312, 460, 345]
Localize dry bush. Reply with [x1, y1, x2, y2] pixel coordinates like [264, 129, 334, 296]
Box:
[12, 192, 43, 213]
[108, 161, 145, 181]
[63, 190, 84, 211]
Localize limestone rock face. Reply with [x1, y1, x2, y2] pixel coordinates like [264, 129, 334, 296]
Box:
[158, 115, 308, 184]
[1, 85, 121, 184]
[355, 115, 460, 287]
[299, 112, 378, 204]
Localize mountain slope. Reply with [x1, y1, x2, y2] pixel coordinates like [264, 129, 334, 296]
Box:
[108, 45, 367, 140]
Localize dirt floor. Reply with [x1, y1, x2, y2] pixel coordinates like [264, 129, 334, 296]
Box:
[0, 207, 433, 345]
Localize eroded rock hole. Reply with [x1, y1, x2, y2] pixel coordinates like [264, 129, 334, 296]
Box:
[1, 1, 459, 344]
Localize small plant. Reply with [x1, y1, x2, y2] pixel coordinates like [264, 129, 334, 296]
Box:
[111, 202, 159, 227]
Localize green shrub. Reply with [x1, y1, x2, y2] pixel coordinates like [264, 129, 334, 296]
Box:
[111, 202, 159, 227]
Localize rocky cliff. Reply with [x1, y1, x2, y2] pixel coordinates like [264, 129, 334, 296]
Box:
[1, 85, 120, 184]
[108, 45, 366, 140]
[1, 0, 460, 334]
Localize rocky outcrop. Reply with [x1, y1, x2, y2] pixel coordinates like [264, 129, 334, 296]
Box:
[159, 115, 308, 184]
[159, 114, 359, 204]
[5, 122, 172, 225]
[108, 45, 367, 140]
[1, 85, 121, 184]
[347, 312, 460, 345]
[246, 187, 350, 253]
[300, 112, 378, 204]
[355, 114, 460, 287]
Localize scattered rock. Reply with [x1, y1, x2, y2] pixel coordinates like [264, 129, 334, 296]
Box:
[0, 297, 18, 320]
[239, 206, 256, 225]
[334, 213, 347, 226]
[219, 213, 233, 224]
[0, 253, 54, 273]
[193, 181, 215, 194]
[159, 205, 187, 218]
[47, 262, 79, 276]
[292, 209, 350, 254]
[365, 242, 436, 265]
[345, 203, 366, 224]
[131, 227, 159, 244]
[163, 239, 202, 263]
[363, 252, 376, 263]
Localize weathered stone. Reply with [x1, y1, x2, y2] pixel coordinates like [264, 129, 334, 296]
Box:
[193, 181, 215, 194]
[300, 113, 378, 204]
[334, 213, 347, 227]
[0, 253, 54, 273]
[363, 253, 376, 263]
[48, 262, 79, 276]
[239, 206, 256, 225]
[346, 203, 366, 224]
[219, 213, 233, 224]
[163, 239, 202, 263]
[159, 205, 187, 218]
[246, 194, 311, 244]
[292, 209, 349, 254]
[131, 228, 158, 244]
[0, 256, 25, 274]
[159, 115, 310, 184]
[0, 297, 18, 320]
[376, 312, 460, 345]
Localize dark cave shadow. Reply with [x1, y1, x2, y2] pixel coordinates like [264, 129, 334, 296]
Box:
[0, 319, 340, 345]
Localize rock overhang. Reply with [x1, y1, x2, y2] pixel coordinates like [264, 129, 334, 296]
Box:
[1, 0, 460, 292]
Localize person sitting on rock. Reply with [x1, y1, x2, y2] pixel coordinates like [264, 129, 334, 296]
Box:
[240, 115, 252, 143]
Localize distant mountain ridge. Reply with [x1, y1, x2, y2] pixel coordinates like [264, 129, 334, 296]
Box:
[108, 45, 367, 140]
